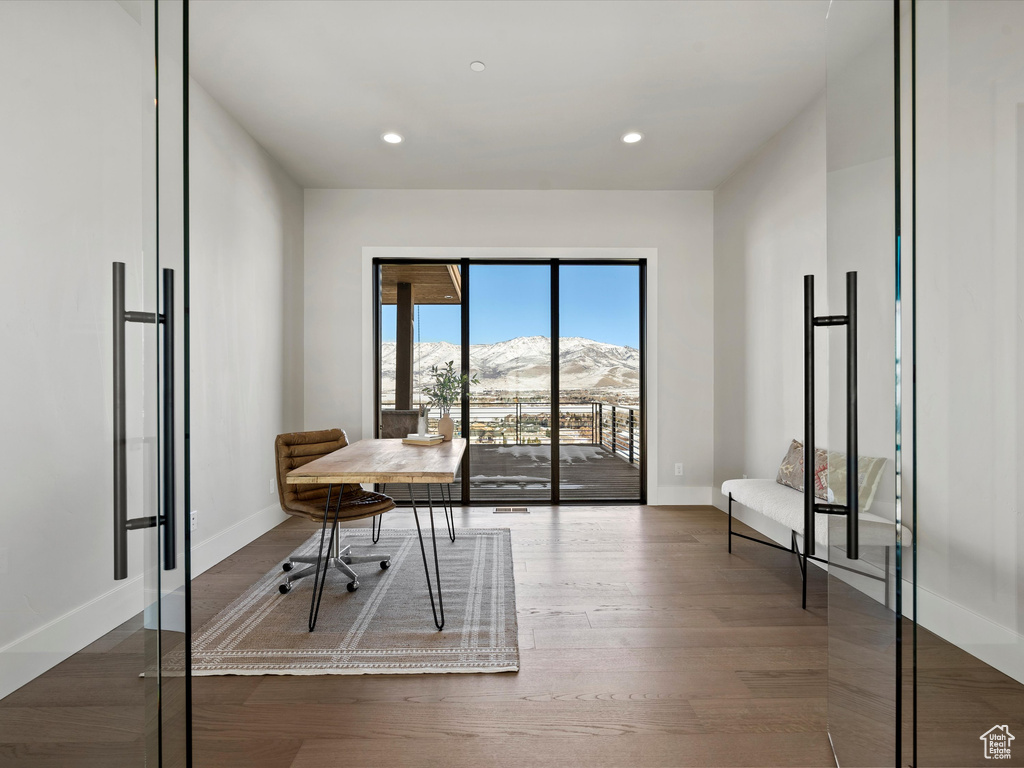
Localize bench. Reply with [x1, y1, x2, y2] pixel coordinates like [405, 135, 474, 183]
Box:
[722, 477, 911, 609]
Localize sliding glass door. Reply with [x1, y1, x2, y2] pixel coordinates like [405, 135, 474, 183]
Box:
[558, 263, 643, 501]
[825, 1, 1024, 764]
[374, 258, 645, 506]
[0, 1, 188, 764]
[468, 264, 553, 502]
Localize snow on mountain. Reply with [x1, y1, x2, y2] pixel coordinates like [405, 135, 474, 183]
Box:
[381, 336, 639, 396]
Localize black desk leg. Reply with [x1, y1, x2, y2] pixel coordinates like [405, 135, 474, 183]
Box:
[440, 483, 455, 542]
[308, 484, 341, 632]
[409, 483, 444, 631]
[371, 513, 382, 544]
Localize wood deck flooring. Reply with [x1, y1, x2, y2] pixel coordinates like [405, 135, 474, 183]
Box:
[383, 444, 641, 504]
[2, 505, 1020, 767]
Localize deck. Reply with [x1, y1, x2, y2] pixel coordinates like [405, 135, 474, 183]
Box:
[382, 443, 640, 503]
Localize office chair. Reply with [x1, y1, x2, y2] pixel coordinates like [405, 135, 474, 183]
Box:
[274, 428, 395, 594]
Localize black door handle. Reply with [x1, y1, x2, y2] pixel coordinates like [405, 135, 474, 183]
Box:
[112, 263, 175, 580]
[803, 271, 859, 559]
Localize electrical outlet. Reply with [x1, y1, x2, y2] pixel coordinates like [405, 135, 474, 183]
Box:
[271, 476, 276, 495]
[742, 474, 748, 479]
[674, 462, 683, 477]
[190, 510, 198, 533]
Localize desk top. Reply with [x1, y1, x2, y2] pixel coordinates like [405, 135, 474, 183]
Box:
[286, 438, 467, 485]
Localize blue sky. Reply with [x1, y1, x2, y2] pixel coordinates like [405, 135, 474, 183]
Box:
[381, 264, 640, 348]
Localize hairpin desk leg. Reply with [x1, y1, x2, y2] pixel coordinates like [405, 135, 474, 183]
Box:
[440, 483, 456, 542]
[409, 483, 445, 631]
[308, 484, 341, 632]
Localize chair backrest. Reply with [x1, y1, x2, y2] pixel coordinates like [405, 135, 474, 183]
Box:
[274, 428, 348, 516]
[379, 409, 421, 439]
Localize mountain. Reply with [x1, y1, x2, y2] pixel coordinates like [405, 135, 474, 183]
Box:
[380, 336, 639, 396]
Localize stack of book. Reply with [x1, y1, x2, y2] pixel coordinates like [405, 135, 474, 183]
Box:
[402, 433, 444, 446]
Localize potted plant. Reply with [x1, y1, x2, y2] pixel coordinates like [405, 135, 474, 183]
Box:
[421, 361, 478, 441]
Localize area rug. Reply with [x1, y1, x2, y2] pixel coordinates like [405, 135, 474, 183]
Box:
[170, 528, 518, 676]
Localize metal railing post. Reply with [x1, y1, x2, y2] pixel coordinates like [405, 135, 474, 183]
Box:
[611, 405, 617, 458]
[629, 409, 635, 464]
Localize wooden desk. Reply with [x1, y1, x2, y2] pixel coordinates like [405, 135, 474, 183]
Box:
[287, 438, 466, 631]
[286, 438, 466, 486]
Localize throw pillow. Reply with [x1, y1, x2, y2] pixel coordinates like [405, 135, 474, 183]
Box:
[776, 439, 829, 500]
[826, 451, 887, 512]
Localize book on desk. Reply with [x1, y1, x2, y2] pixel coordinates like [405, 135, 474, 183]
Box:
[402, 433, 444, 446]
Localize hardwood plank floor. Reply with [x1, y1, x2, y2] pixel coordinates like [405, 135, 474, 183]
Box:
[191, 505, 835, 767]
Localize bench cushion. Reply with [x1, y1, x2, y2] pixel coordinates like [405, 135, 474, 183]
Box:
[722, 478, 912, 549]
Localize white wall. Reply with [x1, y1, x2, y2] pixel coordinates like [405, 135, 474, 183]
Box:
[0, 0, 153, 701]
[189, 79, 305, 575]
[0, 0, 303, 698]
[913, 0, 1024, 680]
[712, 94, 828, 541]
[303, 190, 714, 503]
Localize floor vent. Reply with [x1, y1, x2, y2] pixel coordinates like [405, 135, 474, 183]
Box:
[493, 506, 530, 514]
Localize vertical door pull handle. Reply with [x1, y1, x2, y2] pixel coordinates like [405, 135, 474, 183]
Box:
[803, 272, 859, 560]
[161, 268, 175, 572]
[112, 263, 176, 580]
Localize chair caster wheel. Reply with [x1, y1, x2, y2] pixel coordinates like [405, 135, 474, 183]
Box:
[279, 583, 292, 594]
[380, 560, 391, 570]
[347, 581, 359, 593]
[282, 562, 293, 572]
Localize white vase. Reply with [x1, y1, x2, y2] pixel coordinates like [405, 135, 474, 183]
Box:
[439, 413, 455, 442]
[417, 408, 428, 437]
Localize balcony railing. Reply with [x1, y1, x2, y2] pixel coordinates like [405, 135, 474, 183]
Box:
[414, 401, 640, 466]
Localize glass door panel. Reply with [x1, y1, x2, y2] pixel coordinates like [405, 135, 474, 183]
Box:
[557, 264, 642, 502]
[825, 1, 903, 765]
[914, 1, 1024, 764]
[468, 264, 552, 503]
[0, 1, 186, 764]
[377, 261, 464, 504]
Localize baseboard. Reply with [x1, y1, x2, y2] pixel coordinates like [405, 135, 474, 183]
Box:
[654, 486, 712, 506]
[189, 502, 288, 578]
[0, 572, 143, 700]
[915, 581, 1024, 685]
[714, 497, 1024, 684]
[0, 502, 288, 702]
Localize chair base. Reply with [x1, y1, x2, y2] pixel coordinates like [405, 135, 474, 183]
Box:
[280, 531, 390, 594]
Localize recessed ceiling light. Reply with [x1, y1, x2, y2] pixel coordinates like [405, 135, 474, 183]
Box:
[381, 132, 403, 144]
[621, 132, 643, 144]
[470, 61, 486, 72]
[444, 295, 453, 299]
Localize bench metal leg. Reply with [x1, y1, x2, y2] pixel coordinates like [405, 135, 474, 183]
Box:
[728, 493, 733, 553]
[791, 531, 808, 611]
[884, 545, 891, 610]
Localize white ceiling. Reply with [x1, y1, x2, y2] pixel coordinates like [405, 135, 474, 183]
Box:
[189, 0, 827, 191]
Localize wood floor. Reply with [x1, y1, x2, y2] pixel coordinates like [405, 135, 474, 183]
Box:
[5, 505, 1020, 767]
[188, 506, 834, 768]
[0, 505, 837, 767]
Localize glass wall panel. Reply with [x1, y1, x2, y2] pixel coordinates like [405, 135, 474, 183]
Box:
[914, 2, 1024, 764]
[0, 1, 187, 764]
[825, 1, 902, 765]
